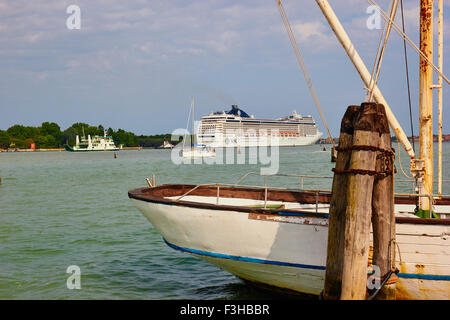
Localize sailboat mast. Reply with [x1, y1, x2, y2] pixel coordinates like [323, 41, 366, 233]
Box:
[418, 0, 434, 210]
[191, 97, 195, 151]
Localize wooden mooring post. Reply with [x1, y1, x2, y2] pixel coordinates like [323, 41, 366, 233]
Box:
[323, 102, 396, 300]
[331, 145, 337, 162]
[323, 105, 360, 299]
[371, 119, 397, 300]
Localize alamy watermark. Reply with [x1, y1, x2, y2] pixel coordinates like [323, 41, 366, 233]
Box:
[367, 264, 381, 290]
[66, 265, 81, 289]
[366, 5, 382, 30]
[170, 124, 280, 175]
[66, 5, 81, 30]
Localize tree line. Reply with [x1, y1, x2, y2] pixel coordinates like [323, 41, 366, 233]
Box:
[0, 122, 177, 149]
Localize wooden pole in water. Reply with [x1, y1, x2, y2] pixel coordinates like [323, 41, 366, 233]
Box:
[340, 103, 382, 300]
[331, 145, 337, 162]
[325, 102, 393, 300]
[371, 116, 397, 300]
[323, 105, 360, 299]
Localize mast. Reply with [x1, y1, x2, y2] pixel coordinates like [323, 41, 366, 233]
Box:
[314, 0, 415, 159]
[437, 0, 443, 196]
[191, 97, 195, 152]
[182, 98, 194, 152]
[418, 0, 434, 210]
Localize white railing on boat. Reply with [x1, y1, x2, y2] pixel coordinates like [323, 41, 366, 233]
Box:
[167, 172, 449, 217]
[174, 181, 330, 212]
[234, 171, 333, 190]
[396, 179, 450, 194]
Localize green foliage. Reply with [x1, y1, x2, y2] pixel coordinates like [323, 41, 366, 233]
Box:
[36, 135, 48, 148]
[41, 122, 60, 137]
[7, 125, 40, 141]
[61, 127, 78, 147]
[137, 134, 174, 148]
[112, 128, 138, 147]
[1, 122, 173, 149]
[11, 138, 28, 149]
[0, 130, 9, 149]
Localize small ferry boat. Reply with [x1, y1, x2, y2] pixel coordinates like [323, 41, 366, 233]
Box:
[64, 131, 122, 152]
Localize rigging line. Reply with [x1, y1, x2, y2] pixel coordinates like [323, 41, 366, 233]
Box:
[315, 0, 415, 158]
[368, 0, 399, 102]
[366, 0, 450, 85]
[400, 0, 415, 153]
[366, 1, 390, 102]
[275, 0, 334, 145]
[191, 97, 195, 150]
[182, 97, 193, 150]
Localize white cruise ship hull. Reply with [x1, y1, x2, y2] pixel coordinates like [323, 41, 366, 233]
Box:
[200, 132, 323, 148]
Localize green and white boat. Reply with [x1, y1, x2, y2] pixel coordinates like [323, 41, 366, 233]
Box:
[64, 131, 122, 152]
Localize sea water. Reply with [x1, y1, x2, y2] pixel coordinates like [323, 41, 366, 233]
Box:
[0, 144, 448, 299]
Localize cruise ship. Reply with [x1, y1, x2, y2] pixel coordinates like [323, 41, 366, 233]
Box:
[197, 105, 323, 148]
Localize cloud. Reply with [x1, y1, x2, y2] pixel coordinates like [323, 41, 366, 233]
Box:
[292, 21, 337, 51]
[0, 0, 448, 135]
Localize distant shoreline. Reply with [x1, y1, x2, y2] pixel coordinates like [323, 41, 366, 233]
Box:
[1, 141, 448, 153]
[0, 146, 167, 152]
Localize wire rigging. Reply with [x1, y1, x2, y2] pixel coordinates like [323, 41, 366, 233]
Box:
[366, 0, 450, 85]
[367, 0, 399, 102]
[400, 0, 415, 153]
[275, 0, 334, 145]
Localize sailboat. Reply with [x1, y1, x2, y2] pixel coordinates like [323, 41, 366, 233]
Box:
[181, 97, 216, 159]
[128, 0, 449, 299]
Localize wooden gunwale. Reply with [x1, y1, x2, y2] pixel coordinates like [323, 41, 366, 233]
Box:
[128, 184, 450, 225]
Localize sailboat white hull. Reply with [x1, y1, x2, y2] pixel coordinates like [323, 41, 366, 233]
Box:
[181, 149, 216, 159]
[129, 188, 450, 300]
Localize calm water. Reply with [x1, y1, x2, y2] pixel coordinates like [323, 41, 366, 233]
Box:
[0, 144, 448, 299]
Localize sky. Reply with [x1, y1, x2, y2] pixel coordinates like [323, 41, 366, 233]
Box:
[0, 0, 449, 136]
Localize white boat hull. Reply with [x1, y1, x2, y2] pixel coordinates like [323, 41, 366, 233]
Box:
[181, 149, 216, 158]
[129, 188, 450, 299]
